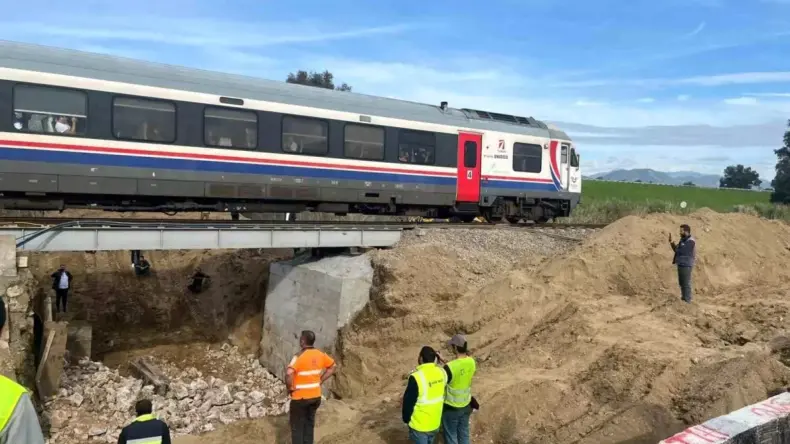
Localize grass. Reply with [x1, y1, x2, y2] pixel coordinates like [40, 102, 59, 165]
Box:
[582, 180, 770, 212]
[564, 195, 789, 225]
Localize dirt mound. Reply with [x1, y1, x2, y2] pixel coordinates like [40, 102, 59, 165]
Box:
[316, 212, 790, 444]
[540, 211, 790, 298]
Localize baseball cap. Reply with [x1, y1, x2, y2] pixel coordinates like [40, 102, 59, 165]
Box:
[447, 334, 466, 348]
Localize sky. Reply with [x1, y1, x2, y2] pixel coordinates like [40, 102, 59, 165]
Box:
[2, 0, 790, 180]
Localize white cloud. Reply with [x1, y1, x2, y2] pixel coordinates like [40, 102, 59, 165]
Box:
[745, 92, 790, 97]
[552, 71, 790, 89]
[677, 95, 690, 101]
[0, 16, 420, 49]
[683, 22, 707, 38]
[636, 97, 655, 103]
[723, 96, 760, 105]
[573, 100, 607, 107]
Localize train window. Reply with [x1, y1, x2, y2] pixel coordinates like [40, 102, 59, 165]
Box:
[570, 148, 580, 168]
[513, 142, 542, 173]
[398, 129, 435, 165]
[112, 97, 176, 143]
[205, 107, 257, 149]
[282, 116, 328, 155]
[463, 141, 477, 168]
[561, 144, 569, 164]
[344, 124, 384, 160]
[13, 84, 87, 136]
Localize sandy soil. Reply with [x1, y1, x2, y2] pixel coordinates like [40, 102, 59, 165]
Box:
[173, 210, 790, 444]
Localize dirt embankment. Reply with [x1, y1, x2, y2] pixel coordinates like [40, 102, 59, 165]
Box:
[19, 208, 790, 443]
[315, 211, 790, 444]
[31, 248, 291, 357]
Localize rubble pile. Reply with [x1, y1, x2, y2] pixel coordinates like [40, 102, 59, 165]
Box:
[44, 345, 289, 443]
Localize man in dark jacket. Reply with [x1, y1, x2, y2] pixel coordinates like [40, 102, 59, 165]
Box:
[670, 224, 696, 303]
[117, 399, 171, 444]
[50, 265, 73, 313]
[188, 268, 209, 294]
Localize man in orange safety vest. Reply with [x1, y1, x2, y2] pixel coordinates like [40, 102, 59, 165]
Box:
[285, 330, 337, 444]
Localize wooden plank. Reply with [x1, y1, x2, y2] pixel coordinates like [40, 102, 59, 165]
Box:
[130, 357, 169, 395]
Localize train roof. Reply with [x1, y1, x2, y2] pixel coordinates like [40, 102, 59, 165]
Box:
[0, 40, 572, 141]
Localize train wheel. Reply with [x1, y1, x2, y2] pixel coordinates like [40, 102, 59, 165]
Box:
[506, 216, 522, 224]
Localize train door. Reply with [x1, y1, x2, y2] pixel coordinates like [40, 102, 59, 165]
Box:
[560, 142, 571, 190]
[569, 145, 581, 193]
[456, 132, 482, 202]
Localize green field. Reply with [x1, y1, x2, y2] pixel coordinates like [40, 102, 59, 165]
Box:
[583, 180, 770, 211]
[563, 180, 780, 224]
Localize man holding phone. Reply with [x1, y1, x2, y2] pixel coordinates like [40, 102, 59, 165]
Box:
[669, 223, 696, 304]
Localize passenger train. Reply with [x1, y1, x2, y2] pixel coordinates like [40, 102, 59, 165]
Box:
[0, 41, 581, 223]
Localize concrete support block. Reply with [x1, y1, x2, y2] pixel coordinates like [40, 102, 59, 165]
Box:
[66, 321, 92, 363]
[660, 391, 790, 443]
[260, 253, 373, 397]
[0, 235, 16, 278]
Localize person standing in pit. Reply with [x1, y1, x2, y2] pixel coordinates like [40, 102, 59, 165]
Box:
[669, 224, 696, 304]
[286, 330, 337, 444]
[0, 297, 46, 444]
[438, 335, 477, 444]
[50, 264, 73, 313]
[117, 399, 172, 444]
[402, 346, 447, 444]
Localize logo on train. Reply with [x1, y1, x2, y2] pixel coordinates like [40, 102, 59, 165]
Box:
[497, 140, 505, 152]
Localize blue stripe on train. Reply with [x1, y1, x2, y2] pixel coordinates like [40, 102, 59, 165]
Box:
[0, 147, 457, 185]
[482, 180, 558, 192]
[0, 147, 564, 191]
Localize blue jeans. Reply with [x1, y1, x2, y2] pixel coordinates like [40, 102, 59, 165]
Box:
[409, 428, 438, 444]
[442, 405, 472, 444]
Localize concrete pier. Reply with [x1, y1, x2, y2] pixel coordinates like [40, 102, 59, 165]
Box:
[259, 253, 373, 397]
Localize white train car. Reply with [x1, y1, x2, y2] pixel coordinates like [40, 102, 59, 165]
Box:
[0, 40, 581, 222]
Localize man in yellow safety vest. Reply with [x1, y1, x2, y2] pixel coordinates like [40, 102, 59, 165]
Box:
[0, 296, 46, 444]
[402, 346, 447, 444]
[117, 399, 172, 444]
[438, 334, 477, 444]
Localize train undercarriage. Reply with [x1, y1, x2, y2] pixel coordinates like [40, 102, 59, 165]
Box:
[0, 193, 575, 224]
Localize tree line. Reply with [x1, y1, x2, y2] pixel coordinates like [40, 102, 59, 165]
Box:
[716, 122, 790, 203]
[285, 69, 790, 201]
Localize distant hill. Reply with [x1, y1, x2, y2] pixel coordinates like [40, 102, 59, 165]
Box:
[589, 169, 721, 188]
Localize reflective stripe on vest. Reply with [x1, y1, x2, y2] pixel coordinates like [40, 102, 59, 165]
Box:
[127, 438, 163, 444]
[126, 414, 163, 444]
[290, 349, 328, 400]
[445, 356, 476, 408]
[408, 363, 447, 433]
[134, 414, 157, 423]
[0, 375, 26, 434]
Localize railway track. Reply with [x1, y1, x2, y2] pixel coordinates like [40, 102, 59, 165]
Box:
[0, 216, 607, 231]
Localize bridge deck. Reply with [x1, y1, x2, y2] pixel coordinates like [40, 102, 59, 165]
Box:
[1, 221, 403, 251]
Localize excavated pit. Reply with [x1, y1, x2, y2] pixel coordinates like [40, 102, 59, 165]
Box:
[22, 247, 295, 443]
[8, 209, 790, 443]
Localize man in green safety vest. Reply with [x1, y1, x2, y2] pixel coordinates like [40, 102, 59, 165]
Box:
[402, 346, 447, 444]
[438, 334, 477, 444]
[0, 297, 46, 444]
